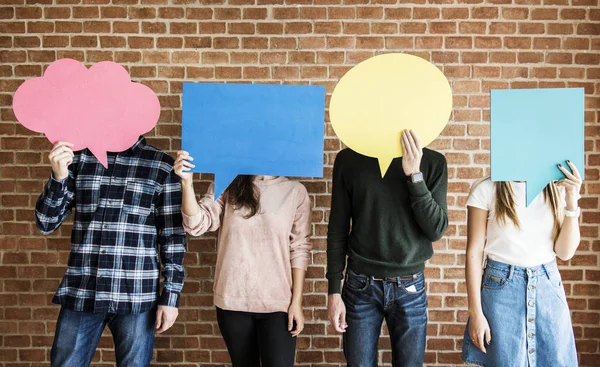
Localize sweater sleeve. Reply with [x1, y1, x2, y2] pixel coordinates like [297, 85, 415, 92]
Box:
[289, 185, 312, 271]
[182, 183, 225, 236]
[326, 152, 352, 294]
[407, 155, 449, 242]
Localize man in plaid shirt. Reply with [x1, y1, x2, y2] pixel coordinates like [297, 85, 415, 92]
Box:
[35, 136, 186, 367]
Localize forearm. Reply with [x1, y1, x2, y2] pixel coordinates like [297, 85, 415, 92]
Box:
[181, 180, 200, 216]
[466, 248, 485, 315]
[291, 267, 306, 305]
[408, 181, 448, 241]
[35, 176, 74, 234]
[554, 217, 580, 260]
[326, 231, 348, 294]
[159, 234, 186, 307]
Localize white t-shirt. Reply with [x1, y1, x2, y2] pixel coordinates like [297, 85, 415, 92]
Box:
[467, 178, 563, 267]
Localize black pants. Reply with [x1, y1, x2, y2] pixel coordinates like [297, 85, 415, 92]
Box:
[216, 307, 296, 367]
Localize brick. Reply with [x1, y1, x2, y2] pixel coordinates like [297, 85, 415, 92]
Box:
[128, 7, 156, 19]
[472, 7, 498, 19]
[83, 20, 110, 33]
[14, 36, 41, 48]
[100, 7, 127, 18]
[531, 8, 558, 20]
[113, 21, 139, 33]
[504, 36, 532, 49]
[142, 21, 167, 34]
[16, 6, 42, 19]
[27, 21, 54, 33]
[73, 6, 99, 18]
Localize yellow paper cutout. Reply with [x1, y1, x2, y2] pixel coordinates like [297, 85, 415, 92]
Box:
[329, 53, 452, 177]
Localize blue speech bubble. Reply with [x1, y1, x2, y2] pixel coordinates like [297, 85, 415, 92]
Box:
[182, 82, 325, 198]
[491, 88, 585, 206]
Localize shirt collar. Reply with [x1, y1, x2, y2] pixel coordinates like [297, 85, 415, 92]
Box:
[129, 135, 146, 154]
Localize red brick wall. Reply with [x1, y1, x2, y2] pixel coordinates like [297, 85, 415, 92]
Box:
[0, 1, 599, 366]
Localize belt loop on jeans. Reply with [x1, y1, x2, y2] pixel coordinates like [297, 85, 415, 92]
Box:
[508, 265, 514, 280]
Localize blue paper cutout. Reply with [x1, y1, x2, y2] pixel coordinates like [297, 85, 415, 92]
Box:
[491, 88, 585, 206]
[182, 82, 325, 199]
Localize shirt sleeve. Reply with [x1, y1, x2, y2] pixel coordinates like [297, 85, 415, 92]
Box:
[467, 178, 493, 211]
[407, 155, 449, 242]
[181, 183, 225, 236]
[156, 168, 187, 308]
[326, 152, 352, 294]
[35, 170, 76, 235]
[289, 185, 312, 271]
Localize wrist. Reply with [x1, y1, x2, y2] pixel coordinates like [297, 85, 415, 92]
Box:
[291, 297, 303, 306]
[468, 308, 484, 317]
[565, 200, 578, 211]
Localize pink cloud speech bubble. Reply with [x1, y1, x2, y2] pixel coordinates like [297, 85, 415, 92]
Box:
[13, 58, 160, 167]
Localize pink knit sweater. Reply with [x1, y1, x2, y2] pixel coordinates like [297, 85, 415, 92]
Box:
[182, 177, 312, 313]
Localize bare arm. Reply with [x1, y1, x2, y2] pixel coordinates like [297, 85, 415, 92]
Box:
[554, 161, 583, 260]
[174, 151, 223, 236]
[288, 267, 306, 337]
[466, 206, 491, 353]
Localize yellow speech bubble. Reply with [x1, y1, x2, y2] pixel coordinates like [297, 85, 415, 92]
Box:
[329, 53, 452, 177]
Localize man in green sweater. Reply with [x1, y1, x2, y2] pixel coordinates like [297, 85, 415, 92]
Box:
[327, 130, 448, 367]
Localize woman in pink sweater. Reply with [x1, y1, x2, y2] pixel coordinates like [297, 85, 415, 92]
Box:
[174, 150, 312, 367]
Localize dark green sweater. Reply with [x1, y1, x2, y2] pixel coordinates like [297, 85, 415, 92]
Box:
[326, 148, 448, 294]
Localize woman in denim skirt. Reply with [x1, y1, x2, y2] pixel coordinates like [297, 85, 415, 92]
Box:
[462, 161, 582, 367]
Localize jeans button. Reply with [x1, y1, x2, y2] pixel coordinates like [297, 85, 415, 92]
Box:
[528, 301, 535, 307]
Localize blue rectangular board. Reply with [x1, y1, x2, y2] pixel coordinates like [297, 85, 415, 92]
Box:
[182, 82, 326, 198]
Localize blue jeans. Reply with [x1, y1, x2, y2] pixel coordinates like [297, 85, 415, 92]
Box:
[342, 268, 428, 367]
[51, 307, 155, 367]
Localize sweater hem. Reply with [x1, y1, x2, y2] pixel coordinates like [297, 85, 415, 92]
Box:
[214, 294, 290, 314]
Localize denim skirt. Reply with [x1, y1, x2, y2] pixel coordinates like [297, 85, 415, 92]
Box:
[462, 259, 578, 367]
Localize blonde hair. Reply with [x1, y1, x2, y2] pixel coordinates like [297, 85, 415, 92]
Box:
[494, 181, 564, 241]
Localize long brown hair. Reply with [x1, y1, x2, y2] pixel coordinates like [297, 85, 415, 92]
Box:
[227, 175, 260, 219]
[494, 181, 563, 241]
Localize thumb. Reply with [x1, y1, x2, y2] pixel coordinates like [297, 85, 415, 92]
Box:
[155, 309, 163, 330]
[340, 308, 347, 328]
[485, 328, 491, 344]
[288, 312, 294, 331]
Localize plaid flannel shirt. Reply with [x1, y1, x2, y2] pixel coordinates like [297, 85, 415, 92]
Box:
[35, 137, 186, 315]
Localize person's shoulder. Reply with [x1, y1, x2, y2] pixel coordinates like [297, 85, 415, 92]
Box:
[422, 148, 446, 163]
[334, 147, 363, 164]
[470, 176, 494, 195]
[280, 178, 310, 201]
[141, 144, 176, 170]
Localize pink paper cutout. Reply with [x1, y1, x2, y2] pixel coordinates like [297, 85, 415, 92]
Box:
[13, 58, 160, 167]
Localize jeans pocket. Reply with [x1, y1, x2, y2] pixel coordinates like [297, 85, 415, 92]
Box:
[547, 271, 568, 306]
[401, 272, 426, 294]
[482, 269, 509, 290]
[344, 269, 370, 292]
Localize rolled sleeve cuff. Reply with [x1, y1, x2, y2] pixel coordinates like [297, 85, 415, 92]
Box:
[291, 256, 310, 271]
[181, 211, 202, 232]
[158, 290, 180, 308]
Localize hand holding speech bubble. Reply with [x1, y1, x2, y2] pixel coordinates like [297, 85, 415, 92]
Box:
[13, 58, 160, 167]
[491, 88, 585, 206]
[182, 83, 325, 199]
[329, 53, 452, 177]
